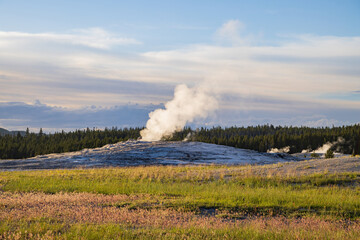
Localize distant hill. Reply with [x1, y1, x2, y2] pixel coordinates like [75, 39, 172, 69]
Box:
[0, 128, 10, 136]
[0, 127, 26, 136]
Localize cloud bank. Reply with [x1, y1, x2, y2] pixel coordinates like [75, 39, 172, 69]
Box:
[0, 101, 159, 132]
[0, 21, 359, 130]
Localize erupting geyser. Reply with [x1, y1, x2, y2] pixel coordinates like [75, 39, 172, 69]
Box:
[140, 84, 218, 141]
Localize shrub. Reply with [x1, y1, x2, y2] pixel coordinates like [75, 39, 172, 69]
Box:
[325, 149, 334, 159]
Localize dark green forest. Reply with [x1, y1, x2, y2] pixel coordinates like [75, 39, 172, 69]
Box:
[172, 125, 360, 155]
[173, 125, 360, 154]
[0, 127, 141, 159]
[0, 125, 359, 159]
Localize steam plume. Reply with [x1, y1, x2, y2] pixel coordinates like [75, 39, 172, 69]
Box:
[301, 137, 345, 154]
[140, 84, 217, 141]
[267, 146, 290, 153]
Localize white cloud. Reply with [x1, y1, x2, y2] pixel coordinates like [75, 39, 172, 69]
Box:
[302, 118, 349, 128]
[0, 28, 141, 49]
[272, 34, 360, 58]
[0, 21, 359, 129]
[215, 20, 246, 45]
[141, 39, 360, 107]
[0, 101, 159, 132]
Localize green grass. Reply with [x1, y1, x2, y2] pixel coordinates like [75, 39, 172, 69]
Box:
[1, 166, 359, 219]
[1, 165, 360, 239]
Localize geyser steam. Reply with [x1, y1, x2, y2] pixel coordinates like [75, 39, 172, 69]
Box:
[140, 84, 217, 141]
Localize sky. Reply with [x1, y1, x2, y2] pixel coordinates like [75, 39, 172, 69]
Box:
[0, 0, 360, 132]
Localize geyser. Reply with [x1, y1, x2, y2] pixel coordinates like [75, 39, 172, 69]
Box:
[140, 84, 217, 141]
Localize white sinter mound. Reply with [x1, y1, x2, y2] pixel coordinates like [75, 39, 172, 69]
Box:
[0, 141, 299, 170]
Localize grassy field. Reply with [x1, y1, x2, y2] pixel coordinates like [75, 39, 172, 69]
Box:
[0, 164, 359, 239]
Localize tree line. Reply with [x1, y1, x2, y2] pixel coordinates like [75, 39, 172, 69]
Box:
[0, 125, 359, 159]
[0, 127, 141, 159]
[170, 125, 360, 155]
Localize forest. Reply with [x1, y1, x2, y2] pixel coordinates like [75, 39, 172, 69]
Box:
[0, 125, 359, 159]
[0, 127, 141, 159]
[172, 125, 360, 155]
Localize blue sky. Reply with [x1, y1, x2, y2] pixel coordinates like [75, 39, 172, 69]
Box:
[2, 1, 359, 48]
[0, 0, 359, 131]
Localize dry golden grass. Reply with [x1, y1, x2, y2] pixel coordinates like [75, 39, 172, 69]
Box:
[1, 164, 360, 239]
[1, 192, 359, 231]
